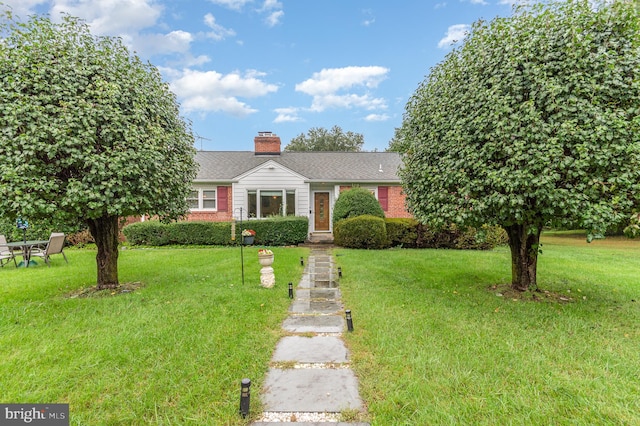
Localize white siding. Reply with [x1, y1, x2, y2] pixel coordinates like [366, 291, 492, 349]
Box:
[233, 163, 309, 221]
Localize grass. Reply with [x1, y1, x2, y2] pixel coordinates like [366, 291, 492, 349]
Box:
[336, 233, 640, 425]
[2, 234, 639, 425]
[0, 245, 308, 425]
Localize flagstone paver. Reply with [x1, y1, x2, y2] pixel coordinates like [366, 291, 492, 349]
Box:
[251, 248, 369, 425]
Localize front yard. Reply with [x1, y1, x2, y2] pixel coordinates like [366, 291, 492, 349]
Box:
[1, 233, 638, 425]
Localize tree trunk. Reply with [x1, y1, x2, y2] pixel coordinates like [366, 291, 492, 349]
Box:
[87, 215, 120, 290]
[505, 223, 542, 292]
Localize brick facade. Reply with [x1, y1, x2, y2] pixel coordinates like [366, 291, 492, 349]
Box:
[185, 211, 233, 222]
[339, 185, 411, 219]
[386, 185, 412, 218]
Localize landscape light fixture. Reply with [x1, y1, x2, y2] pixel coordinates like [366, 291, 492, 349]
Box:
[288, 282, 294, 299]
[239, 378, 251, 418]
[338, 267, 342, 278]
[345, 310, 354, 332]
[300, 257, 304, 266]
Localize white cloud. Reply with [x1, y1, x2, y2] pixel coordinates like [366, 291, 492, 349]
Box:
[258, 0, 283, 27]
[296, 66, 389, 96]
[434, 2, 447, 9]
[438, 24, 470, 49]
[365, 113, 390, 122]
[273, 107, 302, 123]
[170, 68, 278, 117]
[264, 10, 284, 27]
[204, 13, 236, 40]
[309, 93, 386, 112]
[296, 66, 389, 112]
[1, 0, 48, 17]
[260, 0, 282, 10]
[467, 0, 488, 5]
[51, 0, 163, 36]
[133, 30, 194, 56]
[208, 0, 253, 11]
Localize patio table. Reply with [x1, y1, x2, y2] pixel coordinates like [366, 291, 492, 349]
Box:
[6, 240, 49, 267]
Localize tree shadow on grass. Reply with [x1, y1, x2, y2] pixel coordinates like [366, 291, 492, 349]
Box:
[488, 284, 575, 303]
[66, 282, 144, 298]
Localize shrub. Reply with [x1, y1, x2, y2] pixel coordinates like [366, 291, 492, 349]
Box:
[385, 218, 419, 248]
[242, 216, 308, 246]
[123, 216, 309, 246]
[416, 223, 507, 250]
[332, 187, 385, 225]
[334, 215, 389, 249]
[122, 221, 171, 246]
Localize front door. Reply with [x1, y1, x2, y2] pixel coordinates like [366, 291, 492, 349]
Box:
[314, 192, 330, 231]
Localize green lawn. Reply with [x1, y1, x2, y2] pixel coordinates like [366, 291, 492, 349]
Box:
[336, 233, 640, 425]
[2, 235, 639, 425]
[0, 245, 308, 425]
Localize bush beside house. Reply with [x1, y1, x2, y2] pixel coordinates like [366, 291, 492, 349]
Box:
[123, 216, 308, 246]
[334, 216, 507, 250]
[334, 215, 389, 249]
[333, 187, 385, 225]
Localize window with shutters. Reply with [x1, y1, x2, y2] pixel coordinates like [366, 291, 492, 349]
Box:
[188, 187, 217, 211]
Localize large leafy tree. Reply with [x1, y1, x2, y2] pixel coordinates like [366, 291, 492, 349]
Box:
[285, 125, 364, 151]
[0, 12, 198, 289]
[399, 0, 640, 291]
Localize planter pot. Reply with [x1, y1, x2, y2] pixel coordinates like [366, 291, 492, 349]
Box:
[243, 236, 255, 245]
[258, 254, 275, 288]
[258, 254, 274, 267]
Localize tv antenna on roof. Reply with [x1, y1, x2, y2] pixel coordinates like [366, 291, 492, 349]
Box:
[195, 134, 211, 151]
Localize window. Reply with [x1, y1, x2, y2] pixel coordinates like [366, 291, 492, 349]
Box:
[187, 190, 199, 210]
[248, 189, 296, 218]
[202, 190, 216, 209]
[188, 188, 217, 210]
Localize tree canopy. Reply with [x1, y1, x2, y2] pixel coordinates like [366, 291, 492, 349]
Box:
[284, 125, 364, 152]
[0, 11, 198, 288]
[399, 0, 640, 291]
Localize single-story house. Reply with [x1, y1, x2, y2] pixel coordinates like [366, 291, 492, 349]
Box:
[186, 131, 412, 240]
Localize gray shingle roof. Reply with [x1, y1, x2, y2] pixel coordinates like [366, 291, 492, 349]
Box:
[195, 151, 403, 182]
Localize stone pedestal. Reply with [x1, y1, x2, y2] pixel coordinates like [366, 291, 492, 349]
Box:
[259, 254, 275, 288]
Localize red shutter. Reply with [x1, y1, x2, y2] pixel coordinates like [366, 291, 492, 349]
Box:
[378, 186, 388, 211]
[217, 186, 228, 211]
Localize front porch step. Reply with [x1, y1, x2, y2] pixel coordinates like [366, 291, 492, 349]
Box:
[306, 233, 334, 244]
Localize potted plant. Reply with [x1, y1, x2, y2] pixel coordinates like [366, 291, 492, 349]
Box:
[242, 229, 256, 245]
[257, 248, 274, 266]
[258, 249, 275, 288]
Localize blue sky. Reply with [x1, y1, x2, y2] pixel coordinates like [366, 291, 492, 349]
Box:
[7, 0, 516, 151]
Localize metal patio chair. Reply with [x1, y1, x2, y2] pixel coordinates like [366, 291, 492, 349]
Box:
[0, 234, 17, 267]
[30, 233, 68, 266]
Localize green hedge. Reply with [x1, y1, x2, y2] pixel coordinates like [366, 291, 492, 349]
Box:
[385, 218, 419, 248]
[334, 216, 507, 250]
[334, 215, 389, 249]
[383, 218, 507, 250]
[122, 216, 309, 246]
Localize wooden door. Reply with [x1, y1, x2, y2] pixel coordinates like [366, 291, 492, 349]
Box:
[314, 192, 330, 231]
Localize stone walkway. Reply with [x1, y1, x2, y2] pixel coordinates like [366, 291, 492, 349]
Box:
[251, 248, 370, 426]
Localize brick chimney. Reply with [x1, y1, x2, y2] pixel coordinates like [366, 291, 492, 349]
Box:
[254, 131, 281, 155]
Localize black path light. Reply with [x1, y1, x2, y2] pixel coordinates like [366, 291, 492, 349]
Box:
[239, 378, 251, 418]
[288, 282, 294, 299]
[300, 256, 304, 266]
[338, 267, 342, 278]
[345, 310, 354, 332]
